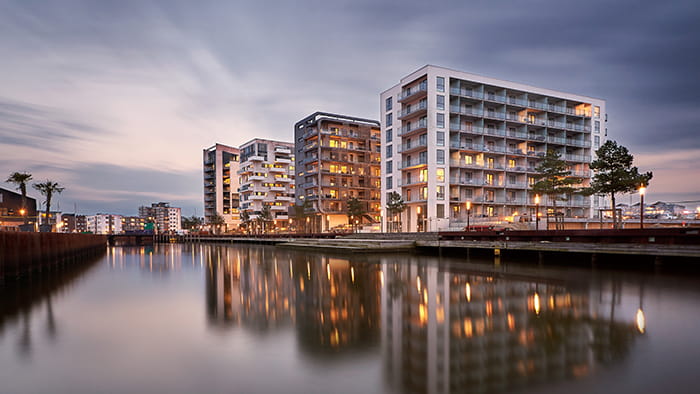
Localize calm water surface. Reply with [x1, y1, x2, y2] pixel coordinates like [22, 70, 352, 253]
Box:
[2, 244, 700, 394]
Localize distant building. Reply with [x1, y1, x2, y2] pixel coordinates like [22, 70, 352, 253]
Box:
[0, 187, 38, 230]
[86, 214, 123, 234]
[294, 112, 382, 232]
[203, 143, 241, 231]
[59, 213, 75, 233]
[138, 202, 181, 233]
[121, 216, 147, 232]
[238, 138, 295, 231]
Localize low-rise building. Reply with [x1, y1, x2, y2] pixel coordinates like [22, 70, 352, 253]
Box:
[86, 214, 123, 234]
[0, 187, 38, 230]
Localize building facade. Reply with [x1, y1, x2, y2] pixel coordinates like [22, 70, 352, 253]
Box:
[139, 202, 182, 234]
[203, 143, 241, 230]
[238, 138, 295, 231]
[294, 112, 382, 232]
[0, 187, 38, 230]
[380, 65, 606, 232]
[86, 214, 123, 234]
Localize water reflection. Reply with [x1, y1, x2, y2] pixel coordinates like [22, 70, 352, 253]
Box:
[202, 246, 644, 393]
[0, 253, 103, 358]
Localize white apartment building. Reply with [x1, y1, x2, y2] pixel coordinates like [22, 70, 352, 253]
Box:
[380, 65, 606, 232]
[86, 214, 123, 234]
[238, 138, 295, 230]
[203, 143, 241, 230]
[139, 202, 182, 234]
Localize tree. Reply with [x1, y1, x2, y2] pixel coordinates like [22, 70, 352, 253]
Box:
[209, 213, 225, 234]
[33, 180, 64, 230]
[6, 171, 33, 224]
[240, 210, 251, 234]
[586, 140, 653, 229]
[181, 215, 203, 230]
[386, 191, 406, 232]
[346, 197, 366, 233]
[258, 205, 273, 234]
[531, 150, 582, 230]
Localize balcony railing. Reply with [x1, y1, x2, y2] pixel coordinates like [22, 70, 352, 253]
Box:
[449, 88, 483, 99]
[398, 120, 428, 136]
[399, 101, 427, 118]
[450, 105, 483, 117]
[399, 158, 428, 169]
[398, 140, 428, 153]
[398, 81, 428, 101]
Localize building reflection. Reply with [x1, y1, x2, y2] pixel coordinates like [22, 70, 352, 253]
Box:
[380, 257, 643, 394]
[204, 245, 381, 355]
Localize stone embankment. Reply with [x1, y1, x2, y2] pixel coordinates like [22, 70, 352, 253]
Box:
[0, 232, 107, 280]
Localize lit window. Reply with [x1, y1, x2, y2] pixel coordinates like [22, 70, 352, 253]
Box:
[436, 168, 445, 182]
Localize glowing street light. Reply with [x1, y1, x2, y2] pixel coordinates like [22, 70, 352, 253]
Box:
[639, 185, 646, 230]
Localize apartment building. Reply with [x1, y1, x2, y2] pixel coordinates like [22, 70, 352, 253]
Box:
[238, 138, 295, 230]
[86, 214, 123, 234]
[138, 202, 181, 234]
[122, 216, 147, 232]
[380, 65, 606, 232]
[203, 143, 241, 230]
[294, 112, 382, 232]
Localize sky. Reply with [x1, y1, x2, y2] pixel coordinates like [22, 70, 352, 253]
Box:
[1, 0, 699, 216]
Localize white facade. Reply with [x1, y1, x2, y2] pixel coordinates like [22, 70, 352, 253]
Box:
[86, 214, 123, 234]
[238, 138, 295, 229]
[380, 65, 607, 232]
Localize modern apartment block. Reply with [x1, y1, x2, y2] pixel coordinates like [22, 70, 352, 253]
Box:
[294, 112, 382, 232]
[122, 216, 147, 232]
[138, 202, 182, 234]
[203, 143, 241, 230]
[86, 214, 123, 234]
[238, 138, 295, 229]
[380, 65, 606, 232]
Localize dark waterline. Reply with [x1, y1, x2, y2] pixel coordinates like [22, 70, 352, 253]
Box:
[2, 244, 700, 394]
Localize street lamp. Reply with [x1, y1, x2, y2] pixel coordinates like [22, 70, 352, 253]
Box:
[534, 194, 540, 231]
[639, 185, 646, 229]
[466, 201, 472, 232]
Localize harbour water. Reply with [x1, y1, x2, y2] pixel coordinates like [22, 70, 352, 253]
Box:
[1, 244, 700, 394]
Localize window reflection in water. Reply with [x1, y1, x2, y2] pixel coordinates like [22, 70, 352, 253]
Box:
[202, 245, 644, 393]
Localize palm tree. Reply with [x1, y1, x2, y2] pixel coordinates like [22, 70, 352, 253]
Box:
[6, 172, 33, 224]
[33, 181, 65, 230]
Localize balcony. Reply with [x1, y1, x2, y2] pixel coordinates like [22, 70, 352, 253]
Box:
[398, 140, 428, 154]
[449, 159, 485, 169]
[398, 81, 428, 103]
[449, 87, 483, 100]
[398, 120, 428, 137]
[275, 176, 292, 182]
[505, 149, 526, 156]
[450, 105, 483, 117]
[399, 179, 428, 187]
[269, 185, 287, 191]
[275, 157, 292, 164]
[449, 142, 484, 152]
[546, 136, 567, 145]
[268, 166, 286, 173]
[483, 94, 506, 103]
[505, 166, 527, 173]
[248, 175, 266, 181]
[450, 124, 485, 135]
[399, 158, 428, 170]
[398, 101, 428, 120]
[248, 155, 265, 162]
[250, 194, 265, 200]
[275, 196, 294, 201]
[449, 177, 482, 186]
[505, 182, 528, 189]
[275, 146, 292, 154]
[566, 139, 592, 148]
[304, 142, 318, 151]
[564, 154, 591, 162]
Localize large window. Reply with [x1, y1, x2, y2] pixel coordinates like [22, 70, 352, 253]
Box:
[436, 149, 445, 165]
[437, 95, 445, 110]
[436, 168, 445, 182]
[386, 113, 393, 127]
[436, 77, 445, 92]
[437, 186, 445, 200]
[595, 121, 600, 132]
[386, 97, 393, 111]
[386, 145, 393, 158]
[437, 113, 445, 128]
[386, 160, 393, 173]
[386, 128, 392, 143]
[386, 176, 392, 189]
[437, 131, 445, 146]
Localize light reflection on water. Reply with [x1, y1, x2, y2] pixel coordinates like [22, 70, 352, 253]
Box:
[1, 243, 700, 394]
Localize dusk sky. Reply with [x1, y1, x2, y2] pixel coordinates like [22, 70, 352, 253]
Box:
[1, 0, 699, 216]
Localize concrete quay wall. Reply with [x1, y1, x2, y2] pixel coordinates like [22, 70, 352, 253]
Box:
[0, 232, 107, 279]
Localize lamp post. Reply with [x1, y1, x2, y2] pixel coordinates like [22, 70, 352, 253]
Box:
[466, 201, 471, 232]
[639, 185, 646, 230]
[534, 194, 540, 231]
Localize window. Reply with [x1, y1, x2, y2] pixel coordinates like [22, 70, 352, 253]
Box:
[437, 113, 445, 128]
[437, 131, 445, 146]
[465, 155, 473, 165]
[386, 113, 393, 127]
[436, 168, 445, 182]
[386, 176, 392, 189]
[386, 145, 392, 158]
[508, 159, 516, 168]
[386, 160, 392, 173]
[486, 173, 494, 185]
[437, 95, 445, 110]
[419, 169, 427, 182]
[437, 186, 445, 200]
[436, 77, 445, 92]
[594, 121, 600, 132]
[437, 204, 445, 218]
[594, 136, 600, 148]
[436, 150, 445, 165]
[386, 97, 393, 111]
[421, 187, 428, 200]
[508, 175, 516, 184]
[594, 106, 600, 118]
[419, 151, 428, 163]
[386, 128, 392, 143]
